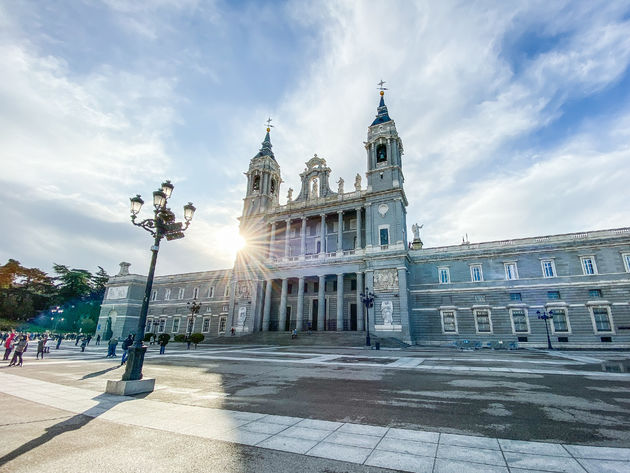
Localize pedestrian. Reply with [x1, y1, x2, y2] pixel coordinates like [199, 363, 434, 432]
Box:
[36, 336, 48, 360]
[75, 336, 80, 346]
[186, 336, 191, 350]
[307, 322, 312, 335]
[3, 331, 16, 360]
[291, 328, 298, 339]
[159, 335, 168, 355]
[56, 335, 63, 349]
[106, 337, 118, 358]
[80, 338, 87, 352]
[9, 336, 28, 367]
[95, 334, 101, 346]
[86, 335, 92, 345]
[230, 327, 235, 336]
[120, 334, 133, 365]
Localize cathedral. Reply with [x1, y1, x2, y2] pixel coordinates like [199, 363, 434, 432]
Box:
[97, 91, 630, 348]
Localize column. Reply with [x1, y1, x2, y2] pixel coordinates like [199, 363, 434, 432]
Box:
[336, 273, 344, 331]
[268, 222, 276, 258]
[278, 278, 288, 331]
[398, 267, 411, 343]
[319, 214, 326, 254]
[337, 210, 343, 254]
[284, 219, 291, 258]
[365, 203, 373, 248]
[296, 277, 304, 331]
[262, 279, 272, 331]
[355, 207, 362, 249]
[300, 217, 306, 256]
[356, 272, 364, 331]
[365, 270, 375, 333]
[318, 275, 325, 331]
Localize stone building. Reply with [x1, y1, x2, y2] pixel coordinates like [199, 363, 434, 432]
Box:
[97, 92, 630, 348]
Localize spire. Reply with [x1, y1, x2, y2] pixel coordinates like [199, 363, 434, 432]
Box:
[254, 120, 275, 160]
[371, 81, 392, 126]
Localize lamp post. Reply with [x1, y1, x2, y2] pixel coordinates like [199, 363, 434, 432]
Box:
[360, 290, 375, 347]
[122, 180, 195, 381]
[51, 306, 64, 333]
[536, 309, 554, 350]
[186, 298, 202, 348]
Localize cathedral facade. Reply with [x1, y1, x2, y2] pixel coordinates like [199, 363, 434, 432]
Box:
[97, 92, 630, 348]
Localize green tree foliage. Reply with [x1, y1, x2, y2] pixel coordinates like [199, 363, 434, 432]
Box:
[158, 333, 170, 345]
[0, 260, 56, 323]
[189, 332, 205, 348]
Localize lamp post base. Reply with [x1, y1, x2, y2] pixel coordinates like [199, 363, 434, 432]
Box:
[106, 378, 155, 395]
[122, 345, 147, 381]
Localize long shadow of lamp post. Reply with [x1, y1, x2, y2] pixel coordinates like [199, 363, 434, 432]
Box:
[360, 289, 374, 347]
[121, 180, 195, 384]
[186, 299, 202, 349]
[536, 309, 554, 350]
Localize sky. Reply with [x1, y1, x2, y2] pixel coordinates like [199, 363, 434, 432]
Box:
[1, 0, 630, 278]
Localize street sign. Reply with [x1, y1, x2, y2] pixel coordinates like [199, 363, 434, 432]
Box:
[166, 231, 185, 241]
[165, 222, 183, 232]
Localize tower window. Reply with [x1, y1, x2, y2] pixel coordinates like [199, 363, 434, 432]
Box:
[252, 175, 260, 191]
[271, 179, 276, 194]
[376, 144, 387, 163]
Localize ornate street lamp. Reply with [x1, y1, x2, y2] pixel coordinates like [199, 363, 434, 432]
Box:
[186, 298, 202, 348]
[360, 290, 375, 347]
[536, 309, 554, 350]
[122, 180, 195, 382]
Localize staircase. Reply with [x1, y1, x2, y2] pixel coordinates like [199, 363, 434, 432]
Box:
[203, 331, 409, 348]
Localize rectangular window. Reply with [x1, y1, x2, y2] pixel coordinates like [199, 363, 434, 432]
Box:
[542, 260, 556, 278]
[623, 253, 630, 272]
[164, 288, 171, 300]
[218, 316, 227, 334]
[224, 286, 230, 297]
[172, 318, 180, 333]
[159, 318, 166, 332]
[592, 307, 612, 332]
[581, 257, 597, 275]
[202, 318, 210, 333]
[473, 295, 485, 303]
[474, 310, 492, 333]
[379, 228, 389, 246]
[511, 309, 529, 333]
[589, 289, 602, 298]
[205, 305, 212, 313]
[510, 293, 522, 301]
[470, 265, 483, 282]
[208, 286, 215, 298]
[178, 288, 185, 299]
[146, 319, 152, 332]
[441, 311, 457, 333]
[314, 282, 319, 292]
[193, 287, 199, 299]
[551, 309, 569, 333]
[151, 290, 158, 301]
[504, 263, 518, 280]
[351, 279, 357, 291]
[333, 281, 337, 292]
[438, 267, 450, 284]
[287, 283, 293, 294]
[348, 219, 357, 230]
[304, 283, 308, 294]
[547, 291, 560, 300]
[222, 304, 229, 312]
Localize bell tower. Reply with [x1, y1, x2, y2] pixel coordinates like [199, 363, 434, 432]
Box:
[242, 125, 281, 218]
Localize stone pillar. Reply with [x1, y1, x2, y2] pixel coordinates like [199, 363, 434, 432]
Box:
[268, 222, 276, 258]
[318, 275, 325, 331]
[337, 210, 343, 254]
[398, 267, 411, 343]
[278, 278, 288, 331]
[319, 213, 326, 254]
[336, 273, 344, 331]
[356, 272, 364, 331]
[365, 203, 373, 248]
[262, 279, 272, 331]
[355, 207, 362, 249]
[365, 270, 375, 333]
[300, 217, 306, 256]
[297, 277, 304, 331]
[284, 219, 291, 258]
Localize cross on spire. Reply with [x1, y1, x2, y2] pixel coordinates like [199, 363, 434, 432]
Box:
[265, 117, 274, 132]
[377, 80, 388, 91]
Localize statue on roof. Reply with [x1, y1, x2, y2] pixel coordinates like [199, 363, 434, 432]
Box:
[337, 177, 344, 194]
[287, 187, 293, 202]
[354, 173, 362, 191]
[311, 179, 319, 199]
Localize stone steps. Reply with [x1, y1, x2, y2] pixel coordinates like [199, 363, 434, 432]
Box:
[203, 331, 409, 348]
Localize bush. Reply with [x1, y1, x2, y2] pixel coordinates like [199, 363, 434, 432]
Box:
[157, 333, 170, 345]
[143, 333, 154, 343]
[174, 334, 186, 343]
[189, 332, 204, 348]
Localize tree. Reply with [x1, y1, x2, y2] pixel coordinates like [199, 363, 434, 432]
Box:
[189, 333, 205, 348]
[0, 260, 55, 322]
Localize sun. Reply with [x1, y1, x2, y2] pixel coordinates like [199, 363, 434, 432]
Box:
[219, 229, 247, 256]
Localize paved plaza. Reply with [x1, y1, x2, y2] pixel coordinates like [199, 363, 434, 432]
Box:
[1, 343, 629, 472]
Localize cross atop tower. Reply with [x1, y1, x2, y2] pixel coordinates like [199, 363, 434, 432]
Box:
[377, 80, 388, 92]
[265, 117, 274, 132]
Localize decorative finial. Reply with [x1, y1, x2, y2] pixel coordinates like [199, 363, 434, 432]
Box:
[377, 79, 388, 96]
[265, 117, 274, 133]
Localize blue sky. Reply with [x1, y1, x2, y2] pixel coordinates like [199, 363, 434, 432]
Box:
[1, 0, 630, 277]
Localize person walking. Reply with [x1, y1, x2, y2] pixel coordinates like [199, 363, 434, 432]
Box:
[9, 336, 28, 367]
[56, 334, 63, 349]
[80, 338, 87, 352]
[120, 334, 133, 365]
[3, 331, 16, 360]
[106, 337, 118, 358]
[36, 336, 48, 360]
[86, 335, 92, 345]
[95, 334, 101, 346]
[158, 334, 169, 355]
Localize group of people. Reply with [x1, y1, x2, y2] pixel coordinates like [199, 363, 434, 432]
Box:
[2, 331, 30, 366]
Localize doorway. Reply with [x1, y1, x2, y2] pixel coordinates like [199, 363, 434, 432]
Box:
[312, 300, 318, 330]
[285, 306, 291, 331]
[350, 303, 357, 331]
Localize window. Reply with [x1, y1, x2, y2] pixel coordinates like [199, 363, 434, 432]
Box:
[474, 310, 492, 333]
[541, 260, 556, 278]
[504, 262, 518, 280]
[202, 318, 210, 333]
[351, 279, 357, 291]
[159, 318, 166, 332]
[581, 256, 597, 275]
[591, 307, 613, 333]
[376, 144, 387, 163]
[252, 175, 260, 191]
[172, 318, 180, 333]
[470, 264, 483, 282]
[208, 286, 215, 298]
[547, 291, 560, 300]
[551, 309, 569, 333]
[438, 267, 450, 284]
[510, 309, 529, 333]
[623, 253, 630, 272]
[287, 283, 293, 294]
[146, 319, 153, 332]
[178, 288, 185, 300]
[218, 316, 227, 334]
[164, 288, 171, 300]
[510, 293, 522, 301]
[222, 304, 229, 312]
[304, 283, 308, 294]
[224, 285, 230, 297]
[441, 311, 458, 333]
[192, 287, 199, 299]
[348, 219, 357, 230]
[314, 282, 319, 293]
[589, 289, 602, 298]
[473, 295, 485, 303]
[270, 179, 276, 194]
[379, 226, 390, 246]
[151, 290, 158, 301]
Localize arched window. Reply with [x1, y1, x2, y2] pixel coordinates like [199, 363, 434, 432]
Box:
[252, 175, 260, 191]
[270, 178, 276, 194]
[376, 144, 387, 163]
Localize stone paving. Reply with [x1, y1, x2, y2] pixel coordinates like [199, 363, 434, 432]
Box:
[1, 372, 629, 473]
